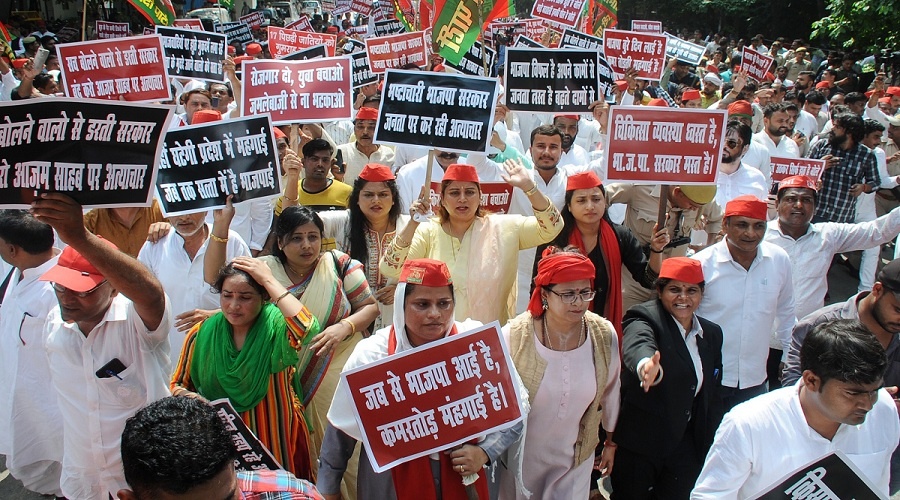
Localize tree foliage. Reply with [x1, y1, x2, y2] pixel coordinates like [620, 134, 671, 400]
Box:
[811, 0, 900, 50]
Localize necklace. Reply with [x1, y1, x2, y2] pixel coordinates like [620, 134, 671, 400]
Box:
[541, 315, 587, 351]
[286, 261, 313, 279]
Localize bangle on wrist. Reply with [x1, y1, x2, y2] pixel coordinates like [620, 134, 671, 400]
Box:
[284, 192, 300, 203]
[210, 233, 228, 243]
[340, 318, 356, 339]
[272, 290, 291, 305]
[524, 184, 539, 196]
[650, 247, 664, 254]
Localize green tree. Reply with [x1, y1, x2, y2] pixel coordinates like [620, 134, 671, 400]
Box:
[811, 0, 900, 50]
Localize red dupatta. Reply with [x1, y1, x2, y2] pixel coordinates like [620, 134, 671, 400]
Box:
[568, 219, 624, 341]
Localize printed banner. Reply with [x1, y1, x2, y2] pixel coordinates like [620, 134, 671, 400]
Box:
[240, 57, 353, 125]
[56, 27, 82, 42]
[346, 25, 369, 37]
[602, 29, 666, 80]
[211, 399, 282, 471]
[444, 40, 496, 77]
[631, 20, 661, 33]
[757, 452, 883, 500]
[604, 107, 727, 184]
[285, 16, 314, 32]
[268, 27, 337, 58]
[352, 51, 378, 88]
[770, 156, 825, 190]
[530, 0, 586, 28]
[156, 26, 227, 83]
[157, 115, 281, 216]
[96, 21, 130, 39]
[57, 35, 171, 102]
[375, 20, 406, 37]
[0, 98, 172, 208]
[342, 322, 524, 473]
[424, 180, 513, 213]
[173, 18, 205, 30]
[365, 32, 428, 73]
[561, 27, 603, 50]
[220, 22, 253, 44]
[741, 46, 774, 82]
[664, 32, 705, 66]
[126, 0, 176, 26]
[504, 47, 603, 112]
[143, 27, 154, 35]
[375, 69, 498, 154]
[350, 0, 373, 14]
[514, 35, 543, 48]
[281, 45, 328, 61]
[334, 0, 352, 15]
[240, 11, 265, 30]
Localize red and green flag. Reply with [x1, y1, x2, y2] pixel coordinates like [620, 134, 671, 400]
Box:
[392, 0, 417, 32]
[586, 0, 617, 37]
[127, 0, 176, 26]
[432, 0, 514, 64]
[0, 21, 16, 62]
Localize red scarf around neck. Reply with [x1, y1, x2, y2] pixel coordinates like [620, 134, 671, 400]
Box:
[568, 219, 624, 341]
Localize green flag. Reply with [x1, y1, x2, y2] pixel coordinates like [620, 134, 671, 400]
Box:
[127, 0, 176, 26]
[433, 0, 514, 65]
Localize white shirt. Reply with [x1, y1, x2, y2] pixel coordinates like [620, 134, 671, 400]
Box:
[324, 119, 354, 146]
[575, 117, 603, 152]
[391, 144, 430, 171]
[692, 240, 795, 388]
[0, 255, 64, 467]
[336, 142, 395, 185]
[856, 147, 897, 221]
[794, 109, 821, 140]
[637, 314, 704, 397]
[715, 164, 768, 207]
[752, 130, 800, 160]
[692, 384, 899, 498]
[558, 143, 591, 170]
[740, 140, 773, 187]
[205, 199, 273, 252]
[765, 211, 900, 319]
[44, 295, 172, 499]
[138, 226, 250, 362]
[0, 69, 19, 101]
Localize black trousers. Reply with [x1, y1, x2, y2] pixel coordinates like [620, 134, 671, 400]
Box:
[609, 428, 702, 500]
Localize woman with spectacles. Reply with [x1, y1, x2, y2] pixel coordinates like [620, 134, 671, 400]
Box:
[499, 246, 621, 499]
[381, 160, 564, 325]
[534, 171, 670, 338]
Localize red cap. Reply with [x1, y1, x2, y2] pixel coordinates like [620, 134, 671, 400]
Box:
[327, 26, 339, 33]
[399, 258, 453, 286]
[432, 63, 445, 72]
[879, 96, 892, 104]
[227, 45, 236, 55]
[658, 257, 704, 284]
[647, 98, 668, 107]
[553, 114, 579, 121]
[356, 107, 378, 121]
[865, 90, 875, 98]
[778, 175, 817, 192]
[815, 81, 831, 89]
[359, 163, 395, 182]
[724, 195, 768, 221]
[706, 64, 719, 74]
[764, 71, 775, 82]
[40, 238, 118, 292]
[566, 171, 602, 191]
[442, 164, 479, 184]
[234, 55, 254, 66]
[681, 89, 701, 101]
[615, 80, 628, 92]
[727, 100, 752, 117]
[528, 248, 596, 316]
[245, 43, 262, 55]
[887, 87, 900, 97]
[11, 58, 27, 69]
[191, 109, 222, 124]
[273, 127, 287, 140]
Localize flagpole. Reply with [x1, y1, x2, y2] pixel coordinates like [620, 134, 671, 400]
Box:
[476, 0, 487, 76]
[81, 0, 88, 41]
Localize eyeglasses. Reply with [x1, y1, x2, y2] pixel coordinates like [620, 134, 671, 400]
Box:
[547, 288, 596, 304]
[725, 139, 742, 149]
[52, 280, 107, 298]
[438, 153, 460, 159]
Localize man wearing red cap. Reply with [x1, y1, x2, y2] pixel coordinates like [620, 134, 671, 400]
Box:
[680, 88, 702, 109]
[171, 88, 213, 128]
[692, 195, 795, 410]
[30, 193, 172, 499]
[336, 107, 395, 184]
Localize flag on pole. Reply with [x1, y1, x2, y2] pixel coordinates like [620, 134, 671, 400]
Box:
[0, 21, 17, 62]
[127, 0, 177, 26]
[432, 0, 514, 65]
[587, 0, 617, 37]
[392, 0, 417, 32]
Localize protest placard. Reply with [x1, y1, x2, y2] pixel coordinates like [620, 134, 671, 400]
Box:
[524, 18, 549, 39]
[631, 20, 662, 33]
[741, 46, 775, 82]
[561, 27, 603, 51]
[664, 32, 706, 66]
[156, 26, 227, 83]
[756, 452, 884, 500]
[142, 27, 154, 35]
[211, 399, 282, 472]
[504, 47, 604, 113]
[173, 18, 205, 30]
[240, 57, 353, 125]
[375, 69, 498, 154]
[0, 98, 172, 209]
[240, 11, 265, 30]
[57, 27, 81, 43]
[342, 322, 524, 473]
[375, 20, 406, 37]
[350, 0, 373, 15]
[347, 25, 369, 37]
[268, 27, 337, 58]
[605, 107, 727, 184]
[514, 35, 543, 48]
[156, 115, 281, 216]
[445, 41, 496, 77]
[601, 29, 667, 80]
[365, 32, 428, 74]
[220, 22, 253, 44]
[530, 0, 586, 28]
[422, 179, 514, 213]
[96, 21, 130, 39]
[334, 0, 351, 15]
[488, 21, 524, 42]
[285, 16, 314, 32]
[281, 45, 328, 61]
[769, 156, 825, 190]
[352, 51, 377, 88]
[57, 35, 171, 102]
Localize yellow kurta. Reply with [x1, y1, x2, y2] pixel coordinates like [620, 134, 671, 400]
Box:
[380, 205, 563, 324]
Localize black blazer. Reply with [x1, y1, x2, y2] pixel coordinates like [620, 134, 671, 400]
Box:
[615, 300, 724, 458]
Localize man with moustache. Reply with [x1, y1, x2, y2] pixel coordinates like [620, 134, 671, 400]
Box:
[337, 107, 394, 184]
[794, 70, 816, 95]
[552, 114, 591, 169]
[278, 138, 352, 212]
[715, 120, 768, 207]
[751, 103, 801, 160]
[809, 113, 880, 223]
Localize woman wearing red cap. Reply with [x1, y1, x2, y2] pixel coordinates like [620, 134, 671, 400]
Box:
[320, 258, 524, 500]
[381, 160, 564, 324]
[610, 257, 724, 499]
[535, 171, 669, 338]
[500, 247, 620, 499]
[319, 163, 409, 331]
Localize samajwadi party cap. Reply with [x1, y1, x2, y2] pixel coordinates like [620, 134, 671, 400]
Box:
[191, 109, 222, 124]
[724, 195, 768, 220]
[442, 164, 479, 184]
[356, 107, 378, 121]
[727, 100, 752, 118]
[245, 43, 262, 55]
[359, 163, 395, 182]
[886, 87, 900, 97]
[566, 171, 602, 191]
[681, 89, 701, 101]
[658, 257, 704, 284]
[273, 127, 287, 140]
[679, 185, 717, 204]
[647, 98, 668, 107]
[399, 258, 453, 286]
[778, 175, 817, 192]
[40, 237, 118, 292]
[554, 114, 579, 121]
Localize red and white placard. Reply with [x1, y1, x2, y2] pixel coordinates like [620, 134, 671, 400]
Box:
[267, 27, 337, 58]
[741, 46, 775, 82]
[365, 31, 428, 74]
[602, 29, 667, 81]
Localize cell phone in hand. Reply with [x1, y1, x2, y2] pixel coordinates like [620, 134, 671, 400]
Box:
[335, 149, 345, 174]
[33, 47, 49, 70]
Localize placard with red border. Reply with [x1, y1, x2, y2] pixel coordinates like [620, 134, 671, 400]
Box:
[631, 20, 662, 34]
[267, 27, 337, 58]
[770, 157, 825, 184]
[530, 0, 586, 28]
[365, 31, 428, 74]
[601, 29, 667, 81]
[741, 46, 775, 82]
[174, 18, 205, 30]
